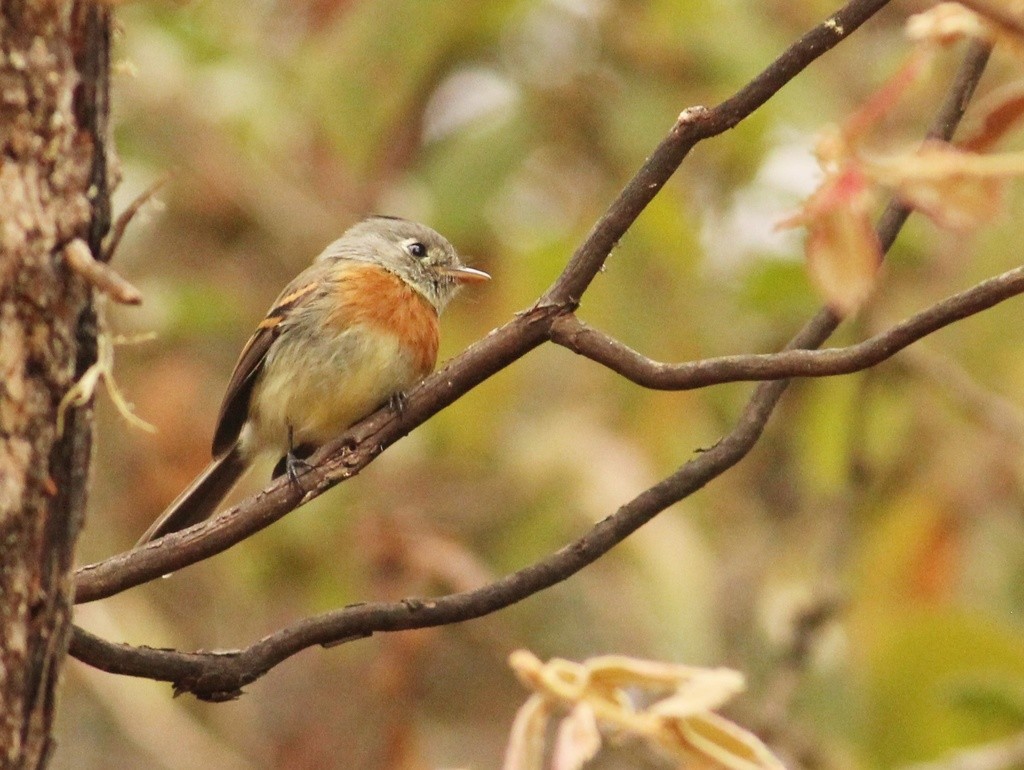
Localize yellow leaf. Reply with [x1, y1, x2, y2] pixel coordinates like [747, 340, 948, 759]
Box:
[586, 655, 718, 689]
[675, 712, 786, 770]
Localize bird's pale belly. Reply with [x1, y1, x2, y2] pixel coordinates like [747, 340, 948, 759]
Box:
[243, 322, 422, 457]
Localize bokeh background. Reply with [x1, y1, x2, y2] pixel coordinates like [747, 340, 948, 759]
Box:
[62, 1, 1024, 768]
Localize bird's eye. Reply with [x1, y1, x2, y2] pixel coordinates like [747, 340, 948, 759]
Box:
[406, 241, 427, 259]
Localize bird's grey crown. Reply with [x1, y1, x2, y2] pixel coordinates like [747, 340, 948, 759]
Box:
[316, 216, 468, 313]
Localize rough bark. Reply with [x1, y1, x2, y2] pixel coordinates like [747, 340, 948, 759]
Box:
[0, 1, 110, 766]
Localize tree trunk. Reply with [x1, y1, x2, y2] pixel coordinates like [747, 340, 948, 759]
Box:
[0, 1, 110, 765]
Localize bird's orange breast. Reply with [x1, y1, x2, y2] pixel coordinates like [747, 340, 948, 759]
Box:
[328, 264, 440, 377]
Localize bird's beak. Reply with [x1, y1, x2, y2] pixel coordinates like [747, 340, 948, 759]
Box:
[443, 265, 491, 284]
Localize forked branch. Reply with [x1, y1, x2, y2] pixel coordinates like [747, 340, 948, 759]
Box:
[69, 4, 1001, 702]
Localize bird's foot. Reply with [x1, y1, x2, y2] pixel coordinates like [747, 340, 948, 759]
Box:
[388, 390, 408, 416]
[273, 425, 315, 485]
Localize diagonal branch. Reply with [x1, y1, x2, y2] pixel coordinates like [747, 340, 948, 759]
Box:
[543, 0, 894, 305]
[69, 6, 996, 701]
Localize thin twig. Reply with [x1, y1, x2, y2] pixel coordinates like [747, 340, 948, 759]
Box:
[549, 264, 1024, 389]
[103, 175, 168, 263]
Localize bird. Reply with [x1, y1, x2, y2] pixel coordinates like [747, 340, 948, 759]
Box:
[136, 215, 490, 546]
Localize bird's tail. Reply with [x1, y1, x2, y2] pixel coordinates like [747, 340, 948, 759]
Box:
[136, 447, 249, 546]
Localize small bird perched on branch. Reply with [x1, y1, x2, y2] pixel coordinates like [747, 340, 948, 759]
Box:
[136, 216, 490, 546]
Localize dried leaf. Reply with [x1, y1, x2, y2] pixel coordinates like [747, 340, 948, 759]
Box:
[502, 695, 551, 770]
[587, 655, 712, 689]
[675, 713, 786, 770]
[511, 651, 591, 703]
[805, 210, 881, 315]
[906, 3, 989, 45]
[869, 143, 1024, 230]
[505, 652, 785, 770]
[783, 167, 881, 315]
[895, 170, 1004, 230]
[647, 669, 747, 719]
[509, 650, 549, 689]
[552, 704, 601, 770]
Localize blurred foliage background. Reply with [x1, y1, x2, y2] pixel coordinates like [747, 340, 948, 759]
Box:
[63, 0, 1024, 768]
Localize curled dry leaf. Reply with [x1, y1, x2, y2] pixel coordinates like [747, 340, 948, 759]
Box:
[907, 1, 1024, 57]
[780, 49, 930, 315]
[502, 694, 551, 770]
[586, 655, 743, 698]
[504, 650, 784, 770]
[646, 669, 747, 720]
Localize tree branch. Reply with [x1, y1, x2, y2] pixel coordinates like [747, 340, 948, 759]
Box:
[544, 0, 892, 305]
[69, 7, 997, 701]
[549, 263, 1024, 389]
[74, 0, 896, 606]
